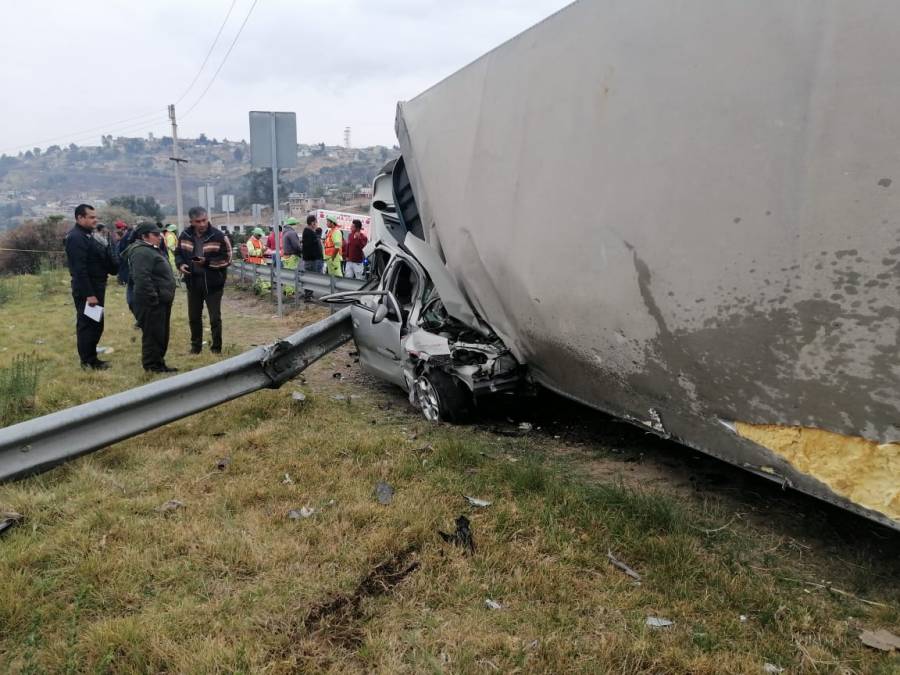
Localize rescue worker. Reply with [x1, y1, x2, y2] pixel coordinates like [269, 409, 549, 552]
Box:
[163, 224, 179, 277]
[125, 223, 178, 373]
[246, 227, 266, 263]
[175, 206, 232, 355]
[324, 215, 343, 277]
[281, 217, 302, 270]
[64, 203, 119, 369]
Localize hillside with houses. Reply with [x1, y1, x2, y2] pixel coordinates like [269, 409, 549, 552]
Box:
[0, 134, 398, 230]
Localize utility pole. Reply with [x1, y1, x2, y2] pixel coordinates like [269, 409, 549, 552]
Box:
[168, 105, 187, 232]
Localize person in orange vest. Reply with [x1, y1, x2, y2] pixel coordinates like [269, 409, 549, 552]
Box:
[246, 227, 266, 263]
[324, 215, 343, 277]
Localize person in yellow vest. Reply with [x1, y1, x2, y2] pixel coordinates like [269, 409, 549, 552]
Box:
[163, 224, 179, 278]
[324, 215, 343, 277]
[246, 227, 266, 264]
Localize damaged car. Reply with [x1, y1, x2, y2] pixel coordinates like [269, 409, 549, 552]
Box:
[323, 162, 523, 422]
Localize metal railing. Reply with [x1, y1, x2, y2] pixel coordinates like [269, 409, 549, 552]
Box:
[232, 260, 365, 301]
[0, 308, 353, 482]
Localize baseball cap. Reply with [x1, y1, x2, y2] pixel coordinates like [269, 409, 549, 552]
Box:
[134, 223, 162, 238]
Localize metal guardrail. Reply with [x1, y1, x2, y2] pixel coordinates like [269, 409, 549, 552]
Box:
[0, 308, 353, 482]
[232, 260, 365, 300]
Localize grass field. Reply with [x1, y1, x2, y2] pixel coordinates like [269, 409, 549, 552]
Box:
[1, 271, 898, 674]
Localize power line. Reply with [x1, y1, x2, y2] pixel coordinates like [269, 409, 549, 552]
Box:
[1, 0, 246, 155]
[182, 0, 261, 119]
[173, 0, 240, 106]
[0, 109, 161, 155]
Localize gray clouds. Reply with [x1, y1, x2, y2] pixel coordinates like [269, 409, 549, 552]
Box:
[2, 0, 571, 152]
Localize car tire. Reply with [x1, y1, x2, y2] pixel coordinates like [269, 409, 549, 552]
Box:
[414, 370, 471, 423]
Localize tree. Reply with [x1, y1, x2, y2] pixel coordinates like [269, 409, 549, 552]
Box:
[197, 133, 209, 145]
[0, 216, 68, 274]
[236, 169, 288, 210]
[108, 195, 163, 221]
[97, 205, 140, 228]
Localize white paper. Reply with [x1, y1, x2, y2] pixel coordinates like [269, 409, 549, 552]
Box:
[84, 303, 104, 322]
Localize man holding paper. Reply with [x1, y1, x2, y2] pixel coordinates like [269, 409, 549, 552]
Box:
[64, 203, 119, 369]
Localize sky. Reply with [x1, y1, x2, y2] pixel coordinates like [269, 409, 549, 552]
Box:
[1, 0, 572, 154]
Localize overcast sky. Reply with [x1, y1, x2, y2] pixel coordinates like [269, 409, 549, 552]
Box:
[2, 0, 572, 154]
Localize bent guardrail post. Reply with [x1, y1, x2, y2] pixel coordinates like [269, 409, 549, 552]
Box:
[0, 307, 353, 482]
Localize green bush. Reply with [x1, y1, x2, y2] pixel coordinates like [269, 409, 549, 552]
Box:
[0, 354, 41, 426]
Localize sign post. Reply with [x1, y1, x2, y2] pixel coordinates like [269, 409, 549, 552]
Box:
[221, 194, 235, 228]
[249, 111, 297, 318]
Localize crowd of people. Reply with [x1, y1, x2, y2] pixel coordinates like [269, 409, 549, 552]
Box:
[64, 204, 231, 374]
[243, 214, 368, 279]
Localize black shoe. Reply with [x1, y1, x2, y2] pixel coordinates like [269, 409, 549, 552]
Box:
[190, 347, 201, 354]
[210, 347, 222, 354]
[145, 364, 179, 373]
[82, 359, 110, 370]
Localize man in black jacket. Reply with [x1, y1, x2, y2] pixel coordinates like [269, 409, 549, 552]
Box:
[64, 203, 119, 369]
[301, 214, 324, 273]
[174, 207, 232, 354]
[125, 223, 178, 373]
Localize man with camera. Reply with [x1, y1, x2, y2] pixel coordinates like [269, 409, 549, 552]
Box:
[174, 207, 232, 354]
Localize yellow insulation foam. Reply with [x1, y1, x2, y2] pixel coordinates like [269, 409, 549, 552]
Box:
[734, 423, 900, 521]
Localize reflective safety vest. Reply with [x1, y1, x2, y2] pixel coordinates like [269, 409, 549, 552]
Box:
[247, 237, 266, 263]
[163, 231, 177, 269]
[324, 227, 341, 258]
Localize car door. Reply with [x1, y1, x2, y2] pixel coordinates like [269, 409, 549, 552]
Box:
[351, 255, 422, 389]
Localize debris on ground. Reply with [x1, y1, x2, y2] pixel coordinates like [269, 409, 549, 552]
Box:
[291, 391, 307, 405]
[607, 549, 642, 581]
[302, 547, 419, 645]
[763, 663, 784, 673]
[95, 345, 113, 354]
[485, 598, 502, 610]
[859, 628, 900, 652]
[739, 614, 748, 623]
[375, 481, 394, 505]
[438, 515, 475, 554]
[332, 372, 343, 380]
[645, 617, 674, 628]
[282, 473, 294, 485]
[216, 456, 231, 471]
[0, 512, 24, 536]
[414, 444, 435, 455]
[156, 500, 184, 513]
[288, 506, 315, 520]
[464, 496, 493, 508]
[518, 422, 533, 432]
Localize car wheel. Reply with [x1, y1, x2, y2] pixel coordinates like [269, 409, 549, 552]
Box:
[414, 370, 470, 423]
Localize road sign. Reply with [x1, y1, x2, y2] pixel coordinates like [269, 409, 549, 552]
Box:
[249, 111, 297, 169]
[198, 185, 215, 210]
[249, 111, 299, 318]
[221, 195, 235, 213]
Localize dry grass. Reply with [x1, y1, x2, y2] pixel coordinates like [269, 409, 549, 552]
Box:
[1, 274, 898, 674]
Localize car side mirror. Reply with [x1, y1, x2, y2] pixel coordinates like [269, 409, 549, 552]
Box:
[372, 292, 401, 324]
[372, 303, 390, 324]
